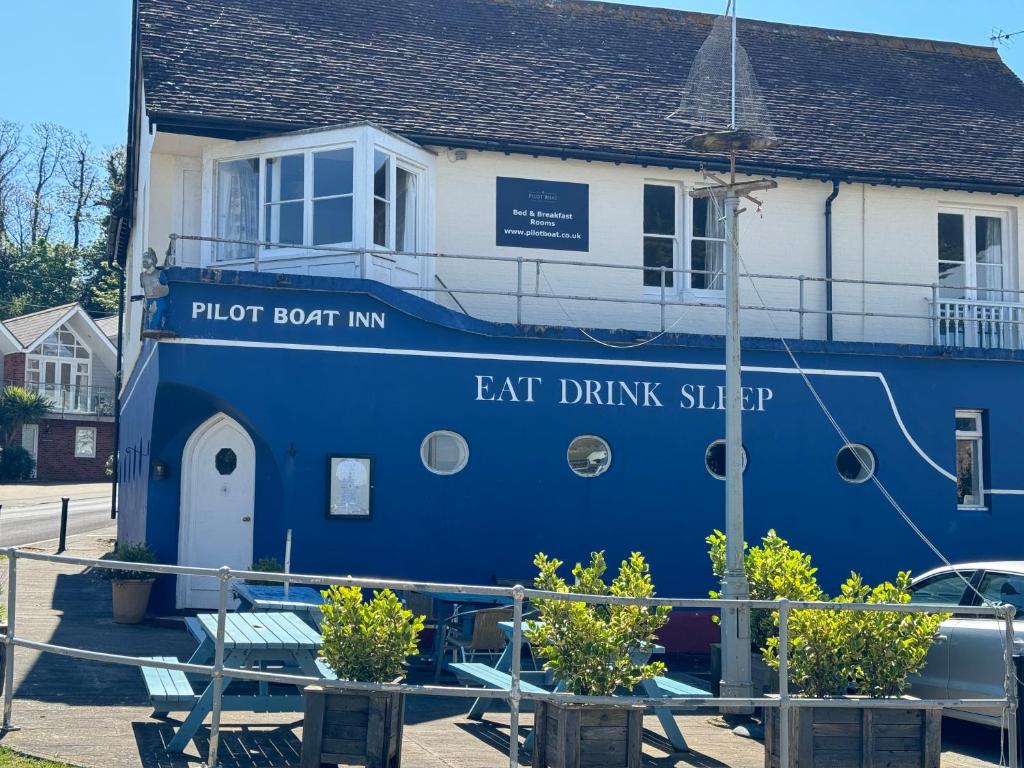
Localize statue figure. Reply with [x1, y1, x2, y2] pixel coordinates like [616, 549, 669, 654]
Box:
[140, 247, 169, 331]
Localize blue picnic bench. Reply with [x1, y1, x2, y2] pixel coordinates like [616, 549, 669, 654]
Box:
[450, 620, 711, 753]
[139, 611, 336, 752]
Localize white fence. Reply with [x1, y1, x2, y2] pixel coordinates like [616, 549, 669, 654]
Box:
[1, 548, 1015, 768]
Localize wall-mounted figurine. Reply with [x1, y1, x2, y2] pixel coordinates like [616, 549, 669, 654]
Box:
[140, 247, 171, 337]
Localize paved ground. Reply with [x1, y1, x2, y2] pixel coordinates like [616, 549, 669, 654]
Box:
[0, 528, 1011, 767]
[0, 484, 113, 547]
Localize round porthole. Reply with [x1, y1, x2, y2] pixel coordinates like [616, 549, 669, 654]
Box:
[705, 439, 748, 480]
[567, 435, 611, 478]
[420, 431, 469, 475]
[215, 447, 237, 476]
[836, 444, 876, 483]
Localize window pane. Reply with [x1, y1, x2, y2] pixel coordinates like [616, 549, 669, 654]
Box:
[955, 415, 979, 432]
[265, 154, 304, 202]
[264, 201, 304, 245]
[314, 148, 353, 198]
[643, 237, 674, 287]
[691, 240, 724, 291]
[374, 151, 390, 200]
[373, 199, 389, 248]
[956, 438, 980, 505]
[421, 431, 469, 475]
[938, 213, 965, 262]
[643, 185, 675, 235]
[215, 158, 259, 260]
[567, 436, 612, 478]
[938, 260, 966, 299]
[976, 265, 1003, 300]
[976, 216, 1003, 265]
[977, 572, 1024, 618]
[396, 168, 417, 252]
[909, 573, 970, 605]
[313, 196, 353, 245]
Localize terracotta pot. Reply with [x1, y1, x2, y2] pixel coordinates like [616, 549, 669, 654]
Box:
[111, 579, 155, 624]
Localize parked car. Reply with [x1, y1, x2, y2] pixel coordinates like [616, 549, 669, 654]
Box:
[908, 562, 1024, 727]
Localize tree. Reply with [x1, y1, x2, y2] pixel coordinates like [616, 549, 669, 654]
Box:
[0, 120, 24, 243]
[0, 386, 52, 448]
[60, 132, 101, 249]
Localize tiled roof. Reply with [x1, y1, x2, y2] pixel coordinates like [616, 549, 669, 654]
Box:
[94, 316, 120, 342]
[137, 0, 1024, 192]
[2, 303, 77, 348]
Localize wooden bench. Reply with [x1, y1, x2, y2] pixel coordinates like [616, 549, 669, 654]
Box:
[449, 662, 548, 700]
[140, 656, 198, 715]
[314, 658, 338, 680]
[649, 675, 711, 703]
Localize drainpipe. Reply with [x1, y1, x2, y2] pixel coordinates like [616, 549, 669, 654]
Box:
[110, 256, 125, 521]
[824, 180, 840, 342]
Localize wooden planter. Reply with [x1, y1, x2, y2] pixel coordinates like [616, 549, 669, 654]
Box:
[532, 701, 644, 768]
[764, 698, 941, 768]
[301, 685, 405, 768]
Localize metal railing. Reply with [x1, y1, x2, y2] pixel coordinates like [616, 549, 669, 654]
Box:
[168, 234, 1024, 351]
[4, 380, 115, 417]
[0, 547, 1017, 768]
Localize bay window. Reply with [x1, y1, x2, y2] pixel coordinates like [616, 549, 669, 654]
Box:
[207, 126, 429, 264]
[25, 324, 90, 412]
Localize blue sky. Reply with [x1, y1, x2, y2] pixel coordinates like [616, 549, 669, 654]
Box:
[1, 0, 1021, 149]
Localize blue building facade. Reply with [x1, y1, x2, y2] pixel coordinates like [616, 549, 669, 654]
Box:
[118, 267, 1024, 643]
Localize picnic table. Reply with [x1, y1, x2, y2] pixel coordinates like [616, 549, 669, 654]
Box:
[139, 611, 335, 753]
[232, 580, 325, 621]
[423, 591, 514, 679]
[452, 620, 710, 753]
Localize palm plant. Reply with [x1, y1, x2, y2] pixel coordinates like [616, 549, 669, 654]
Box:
[0, 386, 52, 447]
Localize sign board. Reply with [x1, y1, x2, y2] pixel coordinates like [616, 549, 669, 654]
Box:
[495, 177, 589, 252]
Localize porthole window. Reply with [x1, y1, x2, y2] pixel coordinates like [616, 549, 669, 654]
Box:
[215, 447, 237, 475]
[836, 444, 876, 483]
[567, 435, 612, 478]
[420, 431, 469, 475]
[705, 439, 748, 480]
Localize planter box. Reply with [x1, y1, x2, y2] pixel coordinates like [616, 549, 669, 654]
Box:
[111, 579, 154, 624]
[301, 685, 405, 768]
[709, 643, 778, 697]
[764, 698, 941, 768]
[532, 700, 644, 768]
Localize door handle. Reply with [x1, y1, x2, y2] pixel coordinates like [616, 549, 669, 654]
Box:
[242, 516, 252, 522]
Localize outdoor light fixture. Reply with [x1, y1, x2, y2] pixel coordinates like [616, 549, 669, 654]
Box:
[151, 461, 168, 481]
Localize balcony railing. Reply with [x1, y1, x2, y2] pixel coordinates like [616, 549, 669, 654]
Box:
[168, 234, 1024, 352]
[4, 380, 114, 417]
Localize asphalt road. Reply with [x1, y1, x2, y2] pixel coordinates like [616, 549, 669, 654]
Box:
[0, 492, 114, 547]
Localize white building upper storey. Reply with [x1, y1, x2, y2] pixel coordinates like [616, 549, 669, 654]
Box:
[112, 0, 1024, 375]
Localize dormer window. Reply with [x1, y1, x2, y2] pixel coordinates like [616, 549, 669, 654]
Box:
[204, 125, 430, 266]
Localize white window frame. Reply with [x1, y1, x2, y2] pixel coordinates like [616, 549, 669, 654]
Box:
[26, 323, 92, 407]
[74, 427, 97, 459]
[955, 409, 985, 510]
[641, 181, 726, 301]
[937, 206, 1014, 302]
[202, 124, 434, 267]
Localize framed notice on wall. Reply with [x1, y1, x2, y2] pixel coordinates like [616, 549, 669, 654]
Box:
[326, 455, 373, 518]
[495, 177, 589, 252]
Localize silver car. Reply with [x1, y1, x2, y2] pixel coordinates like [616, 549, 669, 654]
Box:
[908, 562, 1024, 727]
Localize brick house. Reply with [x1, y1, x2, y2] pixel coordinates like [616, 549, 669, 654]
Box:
[0, 304, 118, 482]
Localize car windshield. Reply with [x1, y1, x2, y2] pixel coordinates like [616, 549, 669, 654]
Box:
[908, 571, 972, 605]
[977, 572, 1024, 618]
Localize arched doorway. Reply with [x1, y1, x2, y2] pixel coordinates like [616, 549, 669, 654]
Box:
[177, 413, 255, 608]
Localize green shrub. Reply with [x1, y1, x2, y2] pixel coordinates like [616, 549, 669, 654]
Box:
[527, 551, 670, 696]
[763, 571, 947, 698]
[247, 556, 283, 585]
[319, 587, 425, 683]
[0, 446, 35, 483]
[99, 542, 156, 581]
[707, 529, 823, 651]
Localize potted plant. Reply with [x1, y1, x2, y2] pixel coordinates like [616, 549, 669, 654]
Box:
[99, 542, 157, 624]
[527, 551, 669, 768]
[706, 530, 822, 696]
[762, 571, 948, 766]
[301, 586, 424, 768]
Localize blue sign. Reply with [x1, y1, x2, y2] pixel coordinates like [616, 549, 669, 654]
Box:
[496, 177, 589, 252]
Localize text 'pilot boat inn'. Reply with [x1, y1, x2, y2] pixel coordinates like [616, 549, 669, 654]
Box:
[110, 0, 1024, 646]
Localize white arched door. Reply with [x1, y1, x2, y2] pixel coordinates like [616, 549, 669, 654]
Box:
[177, 413, 256, 609]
